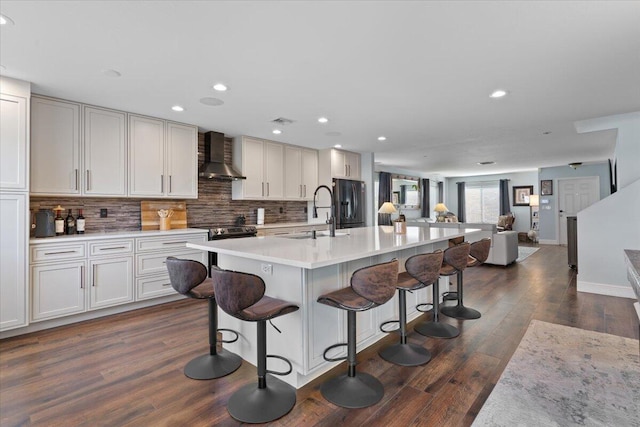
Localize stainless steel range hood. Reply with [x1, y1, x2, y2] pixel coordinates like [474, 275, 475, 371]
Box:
[198, 131, 246, 180]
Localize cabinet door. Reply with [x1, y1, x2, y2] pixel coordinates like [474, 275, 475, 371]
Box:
[31, 97, 81, 195]
[84, 106, 127, 196]
[31, 261, 86, 321]
[89, 256, 134, 309]
[264, 141, 284, 199]
[166, 122, 198, 198]
[301, 149, 318, 200]
[284, 146, 302, 199]
[0, 93, 28, 190]
[242, 137, 265, 198]
[0, 193, 28, 331]
[345, 151, 360, 179]
[129, 115, 165, 197]
[331, 149, 348, 179]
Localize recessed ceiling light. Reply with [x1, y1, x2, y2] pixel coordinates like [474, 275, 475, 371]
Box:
[102, 69, 121, 78]
[378, 136, 387, 141]
[213, 83, 228, 92]
[490, 89, 508, 98]
[171, 105, 184, 112]
[334, 144, 342, 148]
[318, 117, 329, 124]
[199, 97, 224, 106]
[0, 14, 15, 25]
[272, 129, 282, 135]
[477, 161, 495, 165]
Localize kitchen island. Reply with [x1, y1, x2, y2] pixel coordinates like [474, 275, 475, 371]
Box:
[187, 225, 480, 388]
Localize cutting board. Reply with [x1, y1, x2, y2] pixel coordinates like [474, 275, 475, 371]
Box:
[141, 201, 187, 230]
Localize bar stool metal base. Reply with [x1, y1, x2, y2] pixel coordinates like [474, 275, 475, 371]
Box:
[378, 342, 431, 366]
[414, 321, 460, 339]
[227, 374, 296, 424]
[440, 305, 481, 320]
[321, 372, 384, 409]
[184, 349, 242, 380]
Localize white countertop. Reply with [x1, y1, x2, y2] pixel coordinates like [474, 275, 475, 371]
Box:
[30, 227, 209, 244]
[187, 225, 481, 269]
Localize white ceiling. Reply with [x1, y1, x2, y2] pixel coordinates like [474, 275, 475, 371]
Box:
[1, 1, 639, 177]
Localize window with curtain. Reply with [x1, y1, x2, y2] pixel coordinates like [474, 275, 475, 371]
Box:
[465, 181, 500, 223]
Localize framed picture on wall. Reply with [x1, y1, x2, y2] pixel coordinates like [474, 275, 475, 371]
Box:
[392, 191, 400, 205]
[541, 180, 553, 195]
[513, 185, 534, 206]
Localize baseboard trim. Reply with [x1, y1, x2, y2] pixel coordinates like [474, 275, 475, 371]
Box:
[539, 239, 559, 245]
[577, 280, 635, 299]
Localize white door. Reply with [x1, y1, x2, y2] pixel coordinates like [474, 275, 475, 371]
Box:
[129, 115, 165, 197]
[166, 122, 198, 198]
[89, 256, 134, 309]
[284, 146, 302, 199]
[264, 141, 284, 199]
[558, 176, 600, 245]
[242, 137, 265, 198]
[0, 94, 28, 190]
[31, 261, 86, 321]
[301, 149, 318, 200]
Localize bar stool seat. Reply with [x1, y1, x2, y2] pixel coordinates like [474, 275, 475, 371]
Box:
[165, 257, 242, 380]
[378, 251, 443, 366]
[441, 238, 491, 320]
[211, 266, 299, 424]
[317, 259, 399, 409]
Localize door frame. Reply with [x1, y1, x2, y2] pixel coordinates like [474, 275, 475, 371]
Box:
[556, 176, 600, 245]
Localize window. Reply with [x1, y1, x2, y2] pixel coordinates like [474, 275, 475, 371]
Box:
[465, 181, 499, 223]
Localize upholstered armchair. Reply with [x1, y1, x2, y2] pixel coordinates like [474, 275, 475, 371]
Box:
[496, 213, 515, 232]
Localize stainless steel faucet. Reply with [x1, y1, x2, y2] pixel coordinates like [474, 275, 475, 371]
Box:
[312, 185, 336, 237]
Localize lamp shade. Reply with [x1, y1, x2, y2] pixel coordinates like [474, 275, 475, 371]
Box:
[378, 202, 397, 214]
[434, 203, 448, 214]
[529, 194, 539, 207]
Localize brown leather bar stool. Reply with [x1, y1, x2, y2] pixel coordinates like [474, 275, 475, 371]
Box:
[441, 238, 491, 320]
[317, 259, 399, 408]
[165, 257, 242, 380]
[414, 243, 470, 339]
[211, 266, 299, 424]
[378, 251, 443, 366]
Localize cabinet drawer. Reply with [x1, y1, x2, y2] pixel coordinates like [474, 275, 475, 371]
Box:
[136, 233, 207, 252]
[136, 274, 178, 300]
[89, 239, 134, 257]
[31, 243, 86, 263]
[136, 249, 207, 276]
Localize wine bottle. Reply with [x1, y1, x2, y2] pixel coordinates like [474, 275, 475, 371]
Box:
[76, 209, 85, 234]
[55, 209, 65, 236]
[65, 209, 76, 235]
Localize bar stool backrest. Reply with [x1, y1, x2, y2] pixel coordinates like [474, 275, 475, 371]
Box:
[470, 238, 492, 264]
[443, 242, 471, 272]
[166, 257, 208, 296]
[405, 250, 444, 286]
[351, 259, 399, 305]
[210, 266, 265, 316]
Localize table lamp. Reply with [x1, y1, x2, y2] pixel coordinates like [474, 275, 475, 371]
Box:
[434, 203, 448, 222]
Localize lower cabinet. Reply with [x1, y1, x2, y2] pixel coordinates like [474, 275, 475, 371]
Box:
[31, 261, 86, 321]
[89, 256, 134, 309]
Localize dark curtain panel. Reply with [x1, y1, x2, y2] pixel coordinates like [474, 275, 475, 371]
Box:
[421, 178, 430, 217]
[457, 182, 466, 223]
[438, 181, 444, 202]
[378, 172, 392, 225]
[499, 179, 510, 215]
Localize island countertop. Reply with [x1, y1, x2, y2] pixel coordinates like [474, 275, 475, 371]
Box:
[187, 225, 480, 269]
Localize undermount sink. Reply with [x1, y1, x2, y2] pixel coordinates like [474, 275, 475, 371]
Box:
[278, 231, 349, 240]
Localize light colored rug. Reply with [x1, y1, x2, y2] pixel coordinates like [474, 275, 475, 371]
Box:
[472, 320, 640, 427]
[517, 246, 539, 262]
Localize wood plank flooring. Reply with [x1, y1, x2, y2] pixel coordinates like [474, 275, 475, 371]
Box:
[1, 245, 638, 426]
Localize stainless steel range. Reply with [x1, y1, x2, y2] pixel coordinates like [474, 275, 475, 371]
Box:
[207, 226, 258, 273]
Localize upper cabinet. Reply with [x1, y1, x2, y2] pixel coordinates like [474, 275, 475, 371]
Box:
[0, 93, 29, 191]
[166, 122, 198, 198]
[331, 148, 360, 180]
[284, 146, 318, 200]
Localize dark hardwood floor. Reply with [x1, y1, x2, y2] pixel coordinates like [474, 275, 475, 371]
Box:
[1, 245, 638, 426]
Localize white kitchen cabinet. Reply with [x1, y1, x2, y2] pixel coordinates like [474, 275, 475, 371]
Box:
[30, 96, 81, 195]
[31, 261, 86, 321]
[83, 106, 127, 196]
[166, 122, 198, 198]
[0, 193, 28, 331]
[89, 256, 134, 309]
[129, 115, 198, 198]
[1, 93, 28, 191]
[284, 147, 318, 200]
[331, 148, 360, 179]
[232, 136, 284, 200]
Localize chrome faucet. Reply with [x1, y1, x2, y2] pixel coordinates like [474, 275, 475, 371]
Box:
[312, 185, 336, 238]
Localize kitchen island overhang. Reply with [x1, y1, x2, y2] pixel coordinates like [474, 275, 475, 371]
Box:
[187, 226, 481, 388]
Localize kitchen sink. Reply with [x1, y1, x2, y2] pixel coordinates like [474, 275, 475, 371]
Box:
[277, 231, 349, 239]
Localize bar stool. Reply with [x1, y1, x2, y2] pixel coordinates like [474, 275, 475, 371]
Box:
[441, 238, 491, 320]
[317, 259, 399, 409]
[378, 251, 443, 366]
[414, 243, 470, 339]
[165, 257, 242, 380]
[210, 266, 299, 424]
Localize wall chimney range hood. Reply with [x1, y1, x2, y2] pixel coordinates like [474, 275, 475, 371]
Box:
[199, 131, 246, 180]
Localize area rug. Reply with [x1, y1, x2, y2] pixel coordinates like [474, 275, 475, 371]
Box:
[516, 246, 539, 262]
[472, 320, 640, 427]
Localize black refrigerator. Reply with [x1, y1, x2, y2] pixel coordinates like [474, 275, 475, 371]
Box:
[333, 178, 365, 229]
